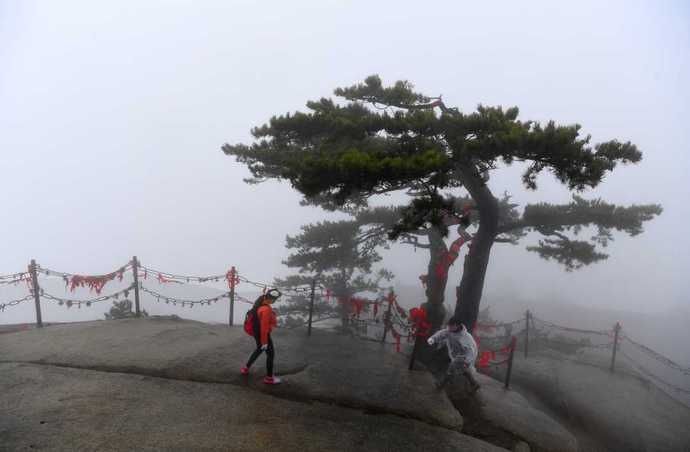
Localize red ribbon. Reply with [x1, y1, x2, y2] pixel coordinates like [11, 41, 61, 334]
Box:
[226, 267, 239, 290]
[434, 235, 469, 280]
[69, 273, 118, 294]
[409, 307, 431, 338]
[351, 298, 365, 318]
[477, 337, 516, 368]
[477, 351, 494, 368]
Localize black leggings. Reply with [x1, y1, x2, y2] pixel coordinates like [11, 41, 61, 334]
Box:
[246, 335, 274, 376]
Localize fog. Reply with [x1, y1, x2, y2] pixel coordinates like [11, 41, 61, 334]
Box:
[1, 0, 689, 335]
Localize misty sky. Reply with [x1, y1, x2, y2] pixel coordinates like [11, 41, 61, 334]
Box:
[1, 1, 689, 325]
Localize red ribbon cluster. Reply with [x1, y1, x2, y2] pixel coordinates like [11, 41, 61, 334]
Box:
[409, 307, 431, 338]
[226, 267, 239, 290]
[434, 235, 470, 280]
[68, 268, 126, 295]
[476, 337, 516, 368]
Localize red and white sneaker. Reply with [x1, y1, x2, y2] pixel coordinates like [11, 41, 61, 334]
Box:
[240, 366, 249, 375]
[263, 376, 282, 385]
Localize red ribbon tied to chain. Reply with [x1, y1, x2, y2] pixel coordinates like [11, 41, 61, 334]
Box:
[477, 337, 516, 368]
[67, 266, 127, 294]
[69, 272, 119, 295]
[477, 350, 495, 368]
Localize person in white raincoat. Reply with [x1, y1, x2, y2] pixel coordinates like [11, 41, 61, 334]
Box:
[427, 317, 481, 392]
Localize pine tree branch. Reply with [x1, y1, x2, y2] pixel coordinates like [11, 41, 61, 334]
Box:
[400, 235, 432, 249]
[497, 196, 662, 236]
[527, 237, 609, 271]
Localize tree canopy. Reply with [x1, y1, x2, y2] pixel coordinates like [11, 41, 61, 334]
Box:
[226, 75, 640, 206]
[224, 75, 661, 330]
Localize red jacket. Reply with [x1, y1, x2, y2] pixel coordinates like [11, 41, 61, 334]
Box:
[257, 303, 277, 345]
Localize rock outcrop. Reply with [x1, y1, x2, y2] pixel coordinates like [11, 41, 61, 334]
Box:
[0, 318, 506, 451]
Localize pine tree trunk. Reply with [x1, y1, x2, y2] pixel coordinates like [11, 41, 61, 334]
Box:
[454, 164, 499, 330]
[332, 279, 351, 333]
[422, 228, 449, 330]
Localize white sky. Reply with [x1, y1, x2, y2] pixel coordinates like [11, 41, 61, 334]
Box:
[1, 0, 689, 325]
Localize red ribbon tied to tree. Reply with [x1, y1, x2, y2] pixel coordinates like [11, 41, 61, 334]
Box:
[409, 307, 431, 338]
[435, 235, 470, 280]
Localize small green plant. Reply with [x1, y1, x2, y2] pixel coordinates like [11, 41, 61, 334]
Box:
[104, 299, 148, 320]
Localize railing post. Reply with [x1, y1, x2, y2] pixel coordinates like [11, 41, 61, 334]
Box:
[307, 278, 316, 336]
[524, 309, 530, 358]
[381, 291, 394, 343]
[131, 256, 141, 317]
[29, 259, 43, 328]
[408, 336, 421, 370]
[610, 322, 621, 373]
[505, 336, 517, 389]
[228, 266, 236, 326]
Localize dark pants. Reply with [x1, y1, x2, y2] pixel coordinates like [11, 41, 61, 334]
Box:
[245, 335, 274, 377]
[438, 358, 479, 390]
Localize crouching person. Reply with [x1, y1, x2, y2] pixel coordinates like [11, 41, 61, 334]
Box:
[427, 317, 480, 393]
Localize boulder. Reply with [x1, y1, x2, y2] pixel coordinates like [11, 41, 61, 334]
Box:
[447, 374, 577, 452]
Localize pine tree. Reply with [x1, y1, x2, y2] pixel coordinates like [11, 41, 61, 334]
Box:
[223, 75, 661, 330]
[104, 299, 148, 320]
[274, 218, 393, 329]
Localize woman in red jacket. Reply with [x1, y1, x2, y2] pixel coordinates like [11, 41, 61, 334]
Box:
[241, 289, 281, 384]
